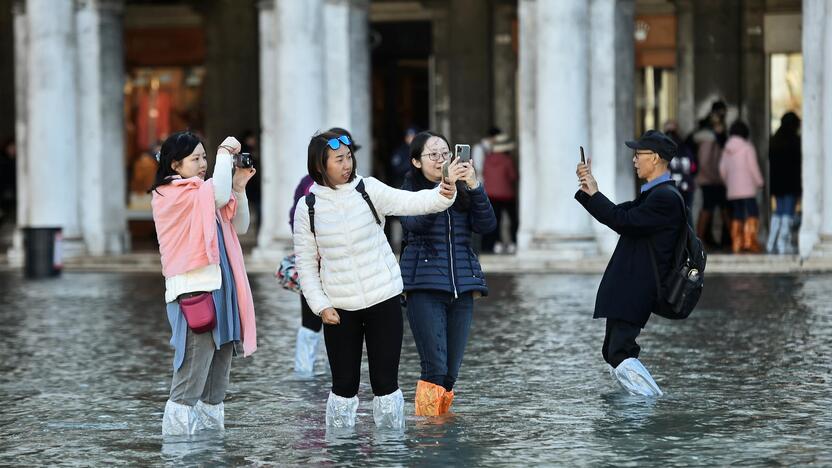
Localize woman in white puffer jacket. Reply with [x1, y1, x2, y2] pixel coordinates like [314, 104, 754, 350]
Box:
[293, 129, 463, 430]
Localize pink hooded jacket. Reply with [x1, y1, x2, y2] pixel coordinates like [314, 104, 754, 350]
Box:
[719, 136, 764, 200]
[152, 177, 257, 357]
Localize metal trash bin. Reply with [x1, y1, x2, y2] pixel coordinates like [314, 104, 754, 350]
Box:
[23, 227, 63, 278]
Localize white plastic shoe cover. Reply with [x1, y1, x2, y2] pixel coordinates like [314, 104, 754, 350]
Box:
[195, 401, 225, 431]
[372, 389, 405, 430]
[326, 392, 359, 428]
[294, 327, 321, 376]
[613, 358, 663, 397]
[162, 400, 198, 436]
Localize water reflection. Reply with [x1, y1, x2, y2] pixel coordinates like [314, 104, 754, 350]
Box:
[0, 272, 830, 465]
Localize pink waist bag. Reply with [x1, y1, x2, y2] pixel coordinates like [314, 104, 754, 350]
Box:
[179, 292, 216, 334]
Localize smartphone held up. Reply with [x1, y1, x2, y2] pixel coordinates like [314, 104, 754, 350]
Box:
[455, 144, 471, 164]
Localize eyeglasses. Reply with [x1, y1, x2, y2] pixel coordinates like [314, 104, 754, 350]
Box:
[326, 135, 352, 150]
[421, 151, 451, 162]
[634, 150, 654, 157]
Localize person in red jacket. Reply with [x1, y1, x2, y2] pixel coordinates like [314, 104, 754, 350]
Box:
[481, 134, 518, 254]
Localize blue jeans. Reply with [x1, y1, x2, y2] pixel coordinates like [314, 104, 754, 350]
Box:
[406, 291, 473, 391]
[774, 195, 797, 216]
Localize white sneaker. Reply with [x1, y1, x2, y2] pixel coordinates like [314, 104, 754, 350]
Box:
[506, 243, 517, 254]
[493, 242, 504, 254]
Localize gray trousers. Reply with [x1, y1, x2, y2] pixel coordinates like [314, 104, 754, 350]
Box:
[169, 328, 233, 406]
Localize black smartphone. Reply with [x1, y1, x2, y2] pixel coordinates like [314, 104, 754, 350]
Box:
[580, 146, 586, 164]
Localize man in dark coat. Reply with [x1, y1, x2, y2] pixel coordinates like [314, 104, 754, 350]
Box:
[575, 130, 686, 396]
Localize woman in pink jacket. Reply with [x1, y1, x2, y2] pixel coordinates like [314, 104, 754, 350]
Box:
[719, 121, 764, 253]
[151, 131, 257, 435]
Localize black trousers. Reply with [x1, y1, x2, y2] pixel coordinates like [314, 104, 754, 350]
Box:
[482, 199, 518, 252]
[300, 295, 323, 332]
[324, 296, 403, 398]
[601, 319, 642, 368]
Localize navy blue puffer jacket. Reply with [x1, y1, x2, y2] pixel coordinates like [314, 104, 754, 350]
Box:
[399, 175, 497, 296]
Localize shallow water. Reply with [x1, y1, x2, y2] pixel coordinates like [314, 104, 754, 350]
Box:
[0, 272, 830, 466]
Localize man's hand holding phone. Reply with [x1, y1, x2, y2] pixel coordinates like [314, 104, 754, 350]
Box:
[576, 147, 598, 196]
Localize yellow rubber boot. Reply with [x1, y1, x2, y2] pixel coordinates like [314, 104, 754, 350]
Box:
[439, 390, 454, 414]
[414, 380, 445, 416]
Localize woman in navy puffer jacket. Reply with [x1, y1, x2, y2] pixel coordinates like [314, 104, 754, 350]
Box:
[400, 131, 497, 416]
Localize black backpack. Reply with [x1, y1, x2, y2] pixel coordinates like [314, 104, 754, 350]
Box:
[304, 179, 381, 235]
[647, 186, 707, 320]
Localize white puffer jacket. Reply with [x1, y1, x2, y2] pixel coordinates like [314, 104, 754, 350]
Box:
[293, 176, 455, 314]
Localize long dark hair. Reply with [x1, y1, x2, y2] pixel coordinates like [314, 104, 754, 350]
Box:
[308, 130, 358, 189]
[770, 112, 801, 159]
[729, 120, 750, 139]
[774, 112, 800, 139]
[148, 131, 204, 193]
[407, 131, 470, 211]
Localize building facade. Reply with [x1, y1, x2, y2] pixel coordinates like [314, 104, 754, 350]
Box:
[1, 0, 830, 262]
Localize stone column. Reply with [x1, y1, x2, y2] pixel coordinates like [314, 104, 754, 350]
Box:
[348, 0, 372, 175]
[255, 0, 279, 256]
[588, 0, 635, 254]
[8, 0, 29, 264]
[324, 0, 351, 129]
[800, 0, 832, 257]
[492, 1, 517, 140]
[0, 1, 15, 142]
[740, 0, 767, 163]
[823, 4, 832, 242]
[25, 0, 82, 246]
[255, 0, 325, 257]
[693, 0, 742, 120]
[321, 0, 372, 174]
[531, 0, 594, 256]
[516, 0, 537, 251]
[675, 0, 695, 135]
[76, 0, 127, 255]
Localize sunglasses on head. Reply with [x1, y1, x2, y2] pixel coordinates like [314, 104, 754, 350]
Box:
[326, 135, 352, 150]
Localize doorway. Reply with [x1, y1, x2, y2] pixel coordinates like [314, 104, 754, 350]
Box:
[371, 21, 432, 184]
